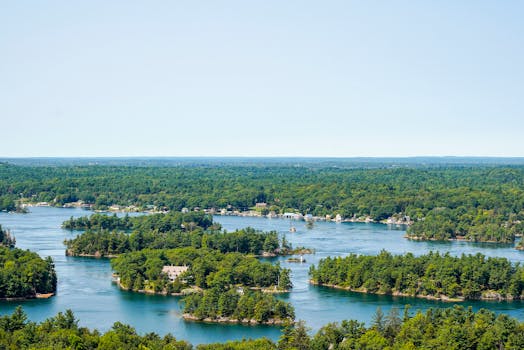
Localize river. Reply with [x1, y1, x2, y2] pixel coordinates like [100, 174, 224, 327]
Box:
[1, 207, 523, 344]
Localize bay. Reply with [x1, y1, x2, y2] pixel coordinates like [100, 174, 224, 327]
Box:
[0, 207, 523, 344]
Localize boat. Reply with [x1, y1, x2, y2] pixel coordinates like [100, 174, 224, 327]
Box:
[287, 255, 305, 263]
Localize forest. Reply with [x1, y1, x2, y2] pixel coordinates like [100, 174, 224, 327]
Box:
[62, 211, 215, 232]
[309, 250, 524, 300]
[2, 305, 524, 349]
[64, 212, 290, 257]
[0, 246, 57, 299]
[182, 288, 295, 324]
[111, 247, 292, 294]
[2, 162, 524, 243]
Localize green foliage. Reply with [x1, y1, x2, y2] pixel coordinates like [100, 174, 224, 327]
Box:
[63, 211, 214, 232]
[182, 288, 295, 323]
[0, 308, 191, 349]
[64, 212, 288, 257]
[0, 246, 56, 299]
[3, 163, 524, 244]
[197, 338, 277, 350]
[0, 224, 15, 248]
[407, 207, 521, 243]
[278, 320, 311, 350]
[111, 247, 290, 292]
[2, 306, 524, 349]
[310, 250, 524, 300]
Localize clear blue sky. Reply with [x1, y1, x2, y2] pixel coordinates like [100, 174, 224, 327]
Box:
[1, 1, 523, 157]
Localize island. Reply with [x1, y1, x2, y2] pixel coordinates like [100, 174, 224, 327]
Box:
[110, 246, 294, 325]
[0, 245, 57, 300]
[182, 288, 294, 325]
[111, 247, 292, 295]
[64, 212, 311, 258]
[309, 250, 524, 301]
[405, 207, 523, 243]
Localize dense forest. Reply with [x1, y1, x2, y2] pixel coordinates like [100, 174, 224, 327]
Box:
[2, 305, 524, 349]
[0, 246, 57, 299]
[406, 207, 524, 243]
[2, 162, 524, 243]
[310, 250, 524, 301]
[64, 212, 291, 257]
[111, 247, 291, 294]
[0, 225, 15, 248]
[182, 288, 295, 324]
[0, 307, 192, 350]
[63, 211, 215, 232]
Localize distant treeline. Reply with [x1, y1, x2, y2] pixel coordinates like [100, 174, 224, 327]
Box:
[0, 246, 56, 299]
[3, 163, 524, 243]
[3, 305, 524, 349]
[64, 212, 289, 257]
[310, 251, 524, 301]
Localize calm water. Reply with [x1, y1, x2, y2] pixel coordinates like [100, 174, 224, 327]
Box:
[1, 207, 523, 344]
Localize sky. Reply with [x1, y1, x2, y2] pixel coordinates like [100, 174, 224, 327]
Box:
[1, 1, 523, 157]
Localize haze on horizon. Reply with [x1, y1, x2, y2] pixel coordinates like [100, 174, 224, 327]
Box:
[1, 1, 523, 158]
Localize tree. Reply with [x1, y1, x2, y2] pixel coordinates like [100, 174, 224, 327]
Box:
[372, 307, 385, 334]
[278, 320, 311, 350]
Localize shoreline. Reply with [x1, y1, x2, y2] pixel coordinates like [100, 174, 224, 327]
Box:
[1, 292, 55, 301]
[309, 280, 519, 302]
[22, 201, 412, 226]
[65, 250, 118, 258]
[113, 278, 196, 296]
[114, 278, 287, 296]
[182, 313, 288, 326]
[406, 235, 515, 245]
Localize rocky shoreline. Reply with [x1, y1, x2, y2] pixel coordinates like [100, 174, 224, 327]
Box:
[112, 278, 199, 296]
[406, 235, 516, 245]
[65, 250, 118, 258]
[310, 280, 518, 302]
[1, 292, 55, 301]
[182, 313, 288, 325]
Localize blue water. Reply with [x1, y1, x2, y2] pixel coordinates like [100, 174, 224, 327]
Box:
[0, 207, 523, 344]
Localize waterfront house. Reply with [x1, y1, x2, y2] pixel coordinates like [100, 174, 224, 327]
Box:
[162, 265, 189, 282]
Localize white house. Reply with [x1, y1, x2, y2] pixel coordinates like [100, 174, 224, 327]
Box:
[162, 265, 189, 282]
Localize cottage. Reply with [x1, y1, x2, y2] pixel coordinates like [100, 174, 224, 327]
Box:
[162, 265, 189, 282]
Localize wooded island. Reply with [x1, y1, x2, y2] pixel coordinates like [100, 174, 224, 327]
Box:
[310, 251, 524, 301]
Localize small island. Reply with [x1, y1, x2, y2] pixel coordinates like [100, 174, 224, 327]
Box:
[110, 246, 295, 325]
[111, 247, 292, 295]
[182, 288, 294, 325]
[310, 250, 524, 301]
